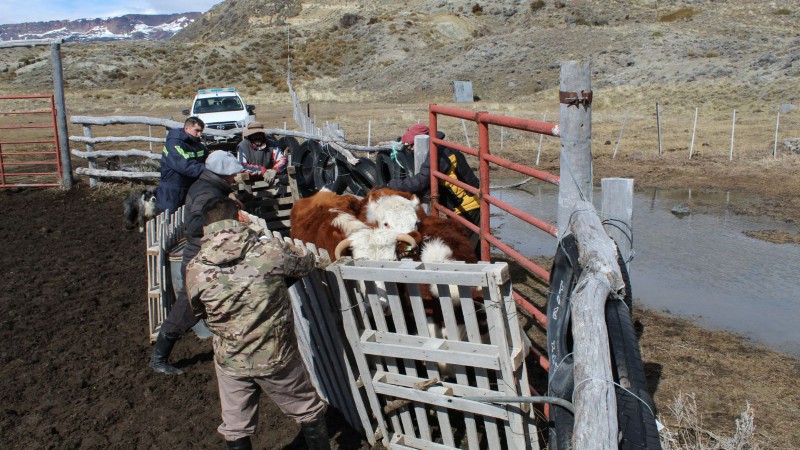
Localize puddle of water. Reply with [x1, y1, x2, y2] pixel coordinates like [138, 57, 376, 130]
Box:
[491, 185, 800, 356]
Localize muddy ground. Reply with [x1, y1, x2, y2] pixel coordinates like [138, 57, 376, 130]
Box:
[1, 182, 798, 449]
[0, 185, 371, 449]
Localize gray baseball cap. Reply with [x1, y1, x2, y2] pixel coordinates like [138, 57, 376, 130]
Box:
[205, 150, 243, 176]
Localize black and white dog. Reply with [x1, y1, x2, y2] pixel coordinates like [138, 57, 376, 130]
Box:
[124, 188, 158, 232]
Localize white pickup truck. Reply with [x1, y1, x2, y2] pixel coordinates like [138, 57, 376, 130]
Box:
[182, 87, 256, 143]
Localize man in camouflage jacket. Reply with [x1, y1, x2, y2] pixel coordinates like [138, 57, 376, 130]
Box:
[186, 197, 331, 450]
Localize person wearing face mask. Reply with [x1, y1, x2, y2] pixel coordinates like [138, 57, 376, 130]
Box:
[155, 116, 207, 214]
[236, 122, 287, 186]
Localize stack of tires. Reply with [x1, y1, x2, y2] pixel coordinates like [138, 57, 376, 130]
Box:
[287, 140, 416, 198]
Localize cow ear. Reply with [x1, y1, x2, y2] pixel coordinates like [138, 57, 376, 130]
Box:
[409, 231, 423, 243]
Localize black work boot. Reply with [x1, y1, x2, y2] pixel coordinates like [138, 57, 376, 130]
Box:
[225, 437, 252, 450]
[301, 417, 331, 450]
[150, 331, 184, 375]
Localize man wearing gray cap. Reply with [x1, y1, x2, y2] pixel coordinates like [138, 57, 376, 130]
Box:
[150, 150, 245, 375]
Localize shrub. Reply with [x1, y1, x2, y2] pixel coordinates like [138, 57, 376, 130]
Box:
[472, 4, 483, 15]
[704, 50, 719, 58]
[340, 13, 361, 28]
[652, 31, 663, 37]
[775, 8, 791, 15]
[530, 0, 545, 12]
[659, 7, 696, 22]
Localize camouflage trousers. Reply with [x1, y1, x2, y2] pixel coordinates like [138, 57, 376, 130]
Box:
[215, 357, 326, 441]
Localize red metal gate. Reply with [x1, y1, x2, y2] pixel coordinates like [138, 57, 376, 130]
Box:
[428, 104, 561, 370]
[0, 94, 62, 188]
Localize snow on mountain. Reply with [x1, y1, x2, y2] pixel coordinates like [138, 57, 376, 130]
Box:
[1, 13, 202, 42]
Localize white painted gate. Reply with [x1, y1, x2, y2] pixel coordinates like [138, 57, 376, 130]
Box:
[328, 259, 540, 450]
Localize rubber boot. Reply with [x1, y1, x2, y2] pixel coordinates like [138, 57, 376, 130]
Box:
[301, 418, 331, 450]
[150, 331, 184, 375]
[225, 437, 252, 450]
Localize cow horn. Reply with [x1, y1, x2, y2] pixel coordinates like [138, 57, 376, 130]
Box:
[397, 233, 417, 249]
[334, 238, 353, 260]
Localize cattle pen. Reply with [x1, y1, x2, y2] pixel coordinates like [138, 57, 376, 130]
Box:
[84, 61, 658, 449]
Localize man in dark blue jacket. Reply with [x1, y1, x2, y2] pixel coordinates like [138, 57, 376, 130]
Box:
[155, 117, 207, 214]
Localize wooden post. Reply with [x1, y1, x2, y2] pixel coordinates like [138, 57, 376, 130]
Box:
[612, 111, 627, 159]
[368, 120, 372, 147]
[557, 61, 593, 236]
[689, 107, 698, 159]
[536, 111, 547, 165]
[500, 126, 504, 153]
[773, 111, 780, 159]
[569, 200, 624, 450]
[601, 178, 634, 267]
[414, 135, 430, 213]
[51, 41, 73, 189]
[413, 134, 428, 175]
[730, 109, 736, 161]
[461, 119, 471, 148]
[82, 125, 97, 188]
[656, 102, 663, 156]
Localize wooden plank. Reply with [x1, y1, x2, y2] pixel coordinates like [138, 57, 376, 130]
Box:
[327, 264, 393, 446]
[372, 379, 510, 421]
[434, 282, 480, 450]
[337, 264, 488, 286]
[458, 284, 501, 448]
[361, 331, 500, 370]
[600, 177, 634, 266]
[403, 282, 455, 446]
[71, 149, 162, 160]
[375, 371, 505, 399]
[382, 279, 433, 442]
[362, 281, 416, 438]
[389, 433, 464, 450]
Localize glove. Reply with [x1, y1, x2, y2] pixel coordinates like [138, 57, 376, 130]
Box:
[315, 254, 332, 270]
[262, 168, 277, 186]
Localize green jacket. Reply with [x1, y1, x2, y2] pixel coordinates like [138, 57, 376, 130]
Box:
[186, 219, 316, 377]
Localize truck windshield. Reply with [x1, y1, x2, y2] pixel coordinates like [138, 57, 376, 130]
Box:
[193, 96, 244, 114]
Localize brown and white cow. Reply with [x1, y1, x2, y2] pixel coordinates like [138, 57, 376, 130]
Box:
[289, 188, 416, 261]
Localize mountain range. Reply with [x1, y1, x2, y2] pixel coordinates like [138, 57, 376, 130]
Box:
[0, 13, 203, 42]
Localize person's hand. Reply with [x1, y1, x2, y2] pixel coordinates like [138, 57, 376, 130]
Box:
[262, 169, 277, 186]
[315, 254, 332, 270]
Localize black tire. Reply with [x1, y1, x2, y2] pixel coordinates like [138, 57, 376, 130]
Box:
[375, 150, 415, 187]
[278, 136, 301, 164]
[313, 143, 346, 190]
[292, 140, 319, 197]
[340, 157, 378, 197]
[546, 234, 660, 450]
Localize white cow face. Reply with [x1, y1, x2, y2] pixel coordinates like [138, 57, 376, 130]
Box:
[348, 228, 406, 260]
[366, 195, 420, 234]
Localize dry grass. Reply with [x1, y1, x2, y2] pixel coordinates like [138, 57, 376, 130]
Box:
[659, 393, 759, 450]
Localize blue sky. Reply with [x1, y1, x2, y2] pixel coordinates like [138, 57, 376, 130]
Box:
[0, 0, 222, 25]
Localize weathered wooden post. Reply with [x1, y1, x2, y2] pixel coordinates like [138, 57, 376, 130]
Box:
[569, 203, 623, 450]
[556, 60, 593, 236]
[612, 111, 627, 159]
[50, 40, 73, 189]
[558, 60, 620, 449]
[656, 102, 663, 156]
[414, 135, 430, 213]
[82, 125, 97, 188]
[689, 107, 698, 159]
[601, 178, 634, 266]
[536, 111, 547, 165]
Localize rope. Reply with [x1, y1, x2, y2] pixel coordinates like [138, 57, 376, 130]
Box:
[390, 141, 408, 170]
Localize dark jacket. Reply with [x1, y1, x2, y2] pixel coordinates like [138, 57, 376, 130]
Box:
[182, 170, 234, 265]
[388, 146, 480, 214]
[155, 128, 207, 213]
